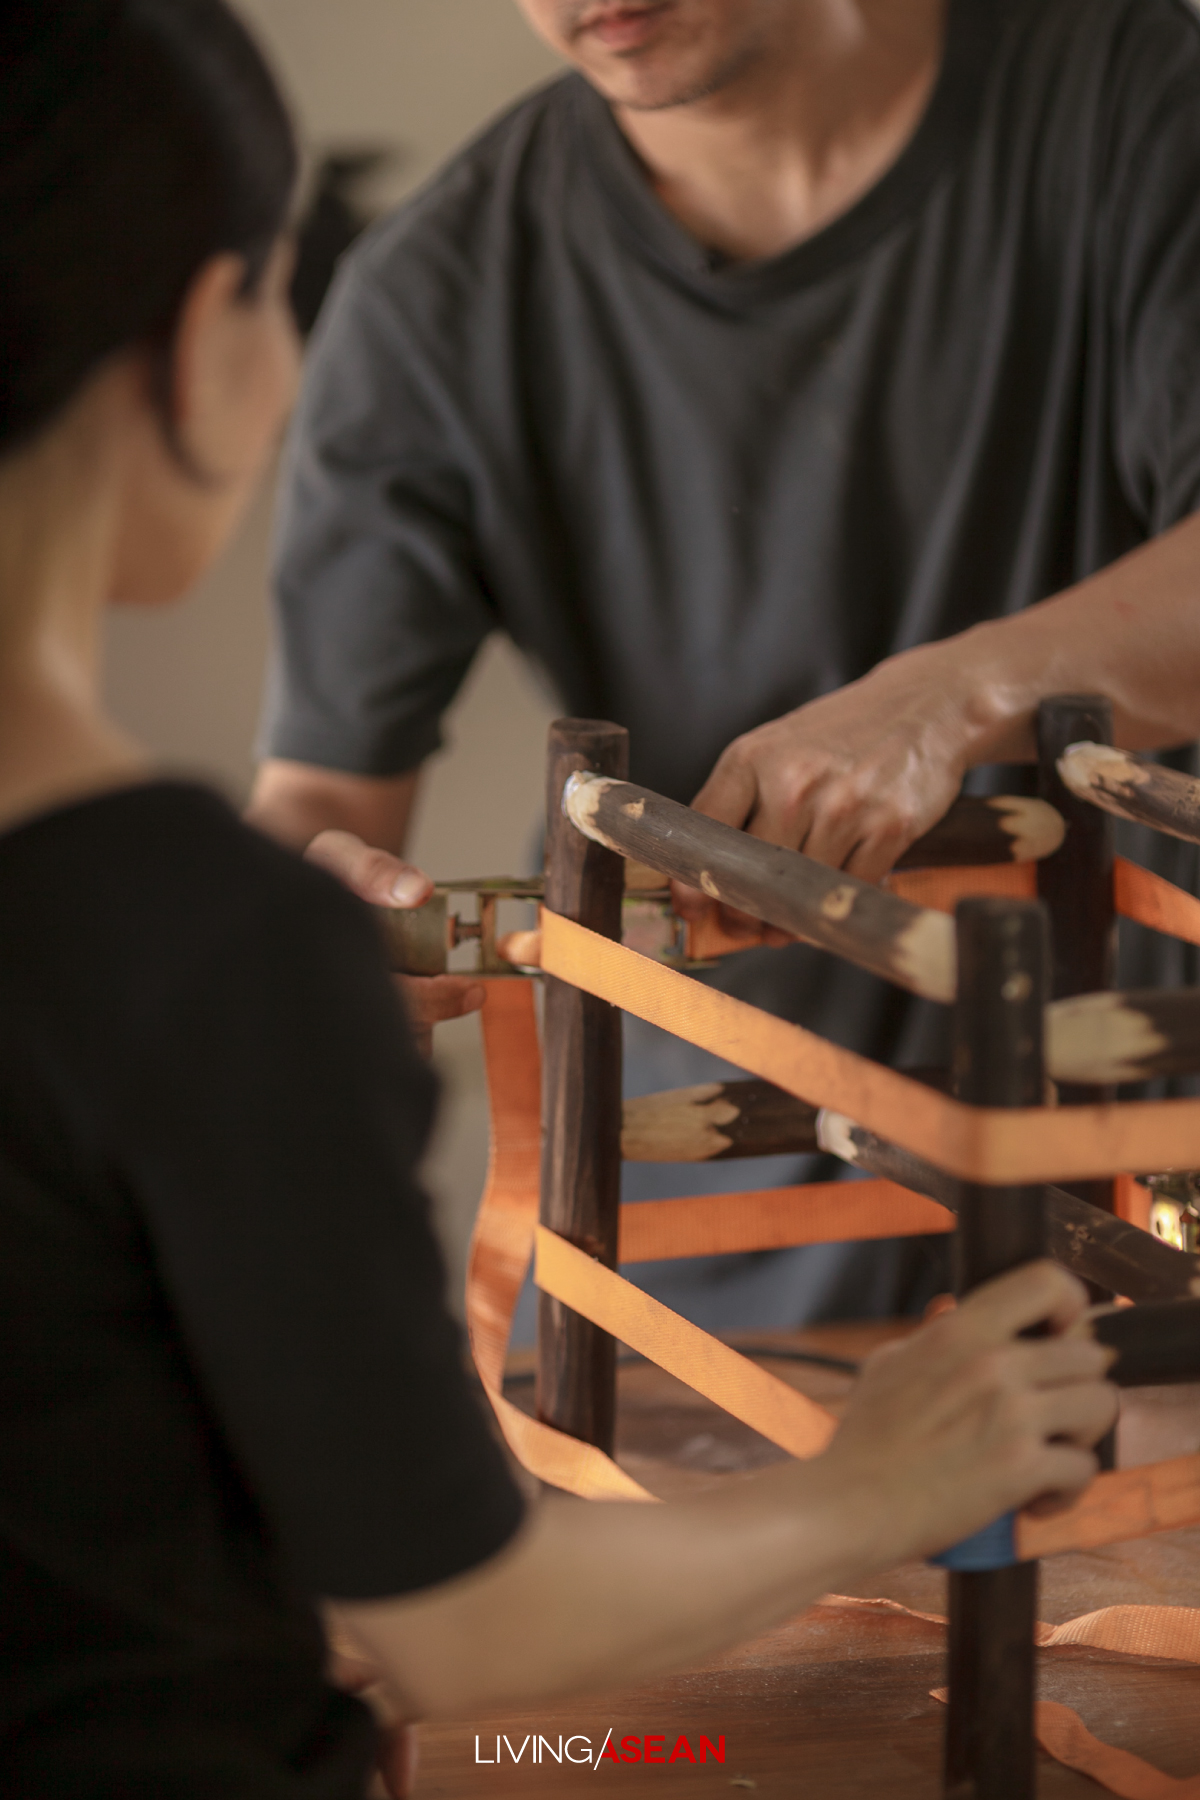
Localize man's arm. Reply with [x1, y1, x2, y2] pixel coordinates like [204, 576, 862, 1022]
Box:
[682, 511, 1200, 894]
[330, 1263, 1114, 1720]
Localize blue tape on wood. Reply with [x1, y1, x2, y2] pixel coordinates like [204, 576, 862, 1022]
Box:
[929, 1512, 1018, 1572]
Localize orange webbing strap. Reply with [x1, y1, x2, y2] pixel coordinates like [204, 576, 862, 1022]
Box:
[887, 862, 1037, 910]
[466, 973, 1200, 1538]
[541, 907, 1200, 1183]
[1017, 1453, 1200, 1559]
[1115, 855, 1200, 946]
[889, 852, 1200, 949]
[465, 980, 654, 1502]
[535, 1227, 836, 1460]
[618, 1181, 953, 1262]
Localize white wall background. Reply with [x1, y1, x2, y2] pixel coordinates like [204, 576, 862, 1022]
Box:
[102, 2, 566, 1306]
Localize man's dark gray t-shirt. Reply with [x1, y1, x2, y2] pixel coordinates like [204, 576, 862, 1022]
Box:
[266, 0, 1200, 1323]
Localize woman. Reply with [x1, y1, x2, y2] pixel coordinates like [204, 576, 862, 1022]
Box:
[0, 4, 1116, 1796]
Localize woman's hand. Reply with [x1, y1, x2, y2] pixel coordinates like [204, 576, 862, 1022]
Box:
[305, 829, 484, 1056]
[817, 1261, 1119, 1572]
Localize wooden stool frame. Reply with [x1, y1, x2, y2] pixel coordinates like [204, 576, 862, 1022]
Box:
[500, 708, 1200, 1800]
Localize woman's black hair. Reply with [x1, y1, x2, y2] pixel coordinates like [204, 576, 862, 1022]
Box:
[0, 0, 298, 460]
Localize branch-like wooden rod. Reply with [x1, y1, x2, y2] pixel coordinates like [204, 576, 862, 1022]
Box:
[1059, 743, 1200, 846]
[621, 1079, 820, 1161]
[1046, 987, 1200, 1084]
[942, 897, 1048, 1799]
[893, 794, 1064, 870]
[1086, 1299, 1200, 1387]
[816, 1110, 1200, 1302]
[538, 720, 627, 1455]
[563, 771, 958, 1004]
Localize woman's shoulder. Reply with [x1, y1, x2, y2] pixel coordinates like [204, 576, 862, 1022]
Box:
[0, 779, 377, 995]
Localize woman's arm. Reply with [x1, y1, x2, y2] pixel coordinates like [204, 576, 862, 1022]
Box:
[330, 1262, 1115, 1720]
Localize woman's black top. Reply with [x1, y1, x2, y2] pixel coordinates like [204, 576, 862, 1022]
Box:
[0, 783, 524, 1797]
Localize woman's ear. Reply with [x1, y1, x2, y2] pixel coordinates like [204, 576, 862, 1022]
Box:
[160, 246, 299, 488]
[110, 245, 298, 606]
[162, 254, 254, 487]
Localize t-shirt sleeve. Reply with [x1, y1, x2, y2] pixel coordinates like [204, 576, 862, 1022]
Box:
[1104, 6, 1200, 531]
[110, 869, 525, 1601]
[261, 258, 498, 777]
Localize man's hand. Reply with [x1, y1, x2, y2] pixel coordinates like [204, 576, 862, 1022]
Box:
[672, 641, 995, 932]
[305, 829, 485, 1055]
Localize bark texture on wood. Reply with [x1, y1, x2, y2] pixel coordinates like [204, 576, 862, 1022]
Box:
[564, 772, 956, 1003]
[945, 897, 1049, 1800]
[621, 1079, 820, 1162]
[1091, 1298, 1200, 1388]
[1059, 742, 1200, 847]
[895, 794, 1064, 870]
[1046, 987, 1200, 1084]
[538, 720, 628, 1455]
[1038, 697, 1118, 1285]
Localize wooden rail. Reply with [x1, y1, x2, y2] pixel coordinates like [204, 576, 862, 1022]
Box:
[893, 794, 1063, 868]
[1089, 1298, 1200, 1387]
[562, 768, 1200, 1086]
[815, 1109, 1200, 1302]
[538, 721, 626, 1454]
[1059, 742, 1200, 846]
[564, 771, 958, 1002]
[943, 897, 1049, 1800]
[621, 1078, 821, 1161]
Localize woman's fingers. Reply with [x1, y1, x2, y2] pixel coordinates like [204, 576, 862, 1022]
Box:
[953, 1261, 1091, 1343]
[305, 828, 433, 909]
[1028, 1373, 1120, 1449]
[399, 975, 486, 1030]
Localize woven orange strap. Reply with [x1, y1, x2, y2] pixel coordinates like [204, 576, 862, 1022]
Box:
[619, 1181, 953, 1262]
[1017, 1453, 1200, 1559]
[466, 975, 1200, 1551]
[542, 907, 1200, 1182]
[535, 1226, 836, 1460]
[1115, 855, 1200, 945]
[694, 853, 1200, 945]
[465, 980, 653, 1502]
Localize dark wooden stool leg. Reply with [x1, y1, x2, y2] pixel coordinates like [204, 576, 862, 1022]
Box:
[537, 718, 629, 1454]
[1037, 695, 1118, 1466]
[944, 897, 1049, 1800]
[1036, 694, 1117, 1204]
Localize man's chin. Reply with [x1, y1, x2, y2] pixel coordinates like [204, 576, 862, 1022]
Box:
[582, 53, 737, 110]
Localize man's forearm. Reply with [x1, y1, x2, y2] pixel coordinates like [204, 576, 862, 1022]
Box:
[934, 509, 1200, 768]
[246, 758, 421, 854]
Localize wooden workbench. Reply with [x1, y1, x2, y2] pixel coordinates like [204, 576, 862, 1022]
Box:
[412, 1326, 1200, 1797]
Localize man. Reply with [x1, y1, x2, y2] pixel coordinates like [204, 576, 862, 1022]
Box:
[250, 0, 1200, 1325]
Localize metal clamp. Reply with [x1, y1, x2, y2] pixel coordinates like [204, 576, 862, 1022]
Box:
[376, 872, 701, 977]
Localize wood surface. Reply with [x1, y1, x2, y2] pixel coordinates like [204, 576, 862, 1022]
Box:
[895, 794, 1065, 869]
[817, 1113, 1200, 1302]
[1059, 741, 1200, 846]
[1046, 985, 1200, 1084]
[945, 897, 1050, 1800]
[563, 770, 958, 1003]
[1093, 1297, 1200, 1388]
[621, 1077, 820, 1161]
[1037, 699, 1118, 1271]
[537, 720, 628, 1454]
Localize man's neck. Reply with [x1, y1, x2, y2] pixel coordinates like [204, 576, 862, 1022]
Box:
[614, 0, 947, 264]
